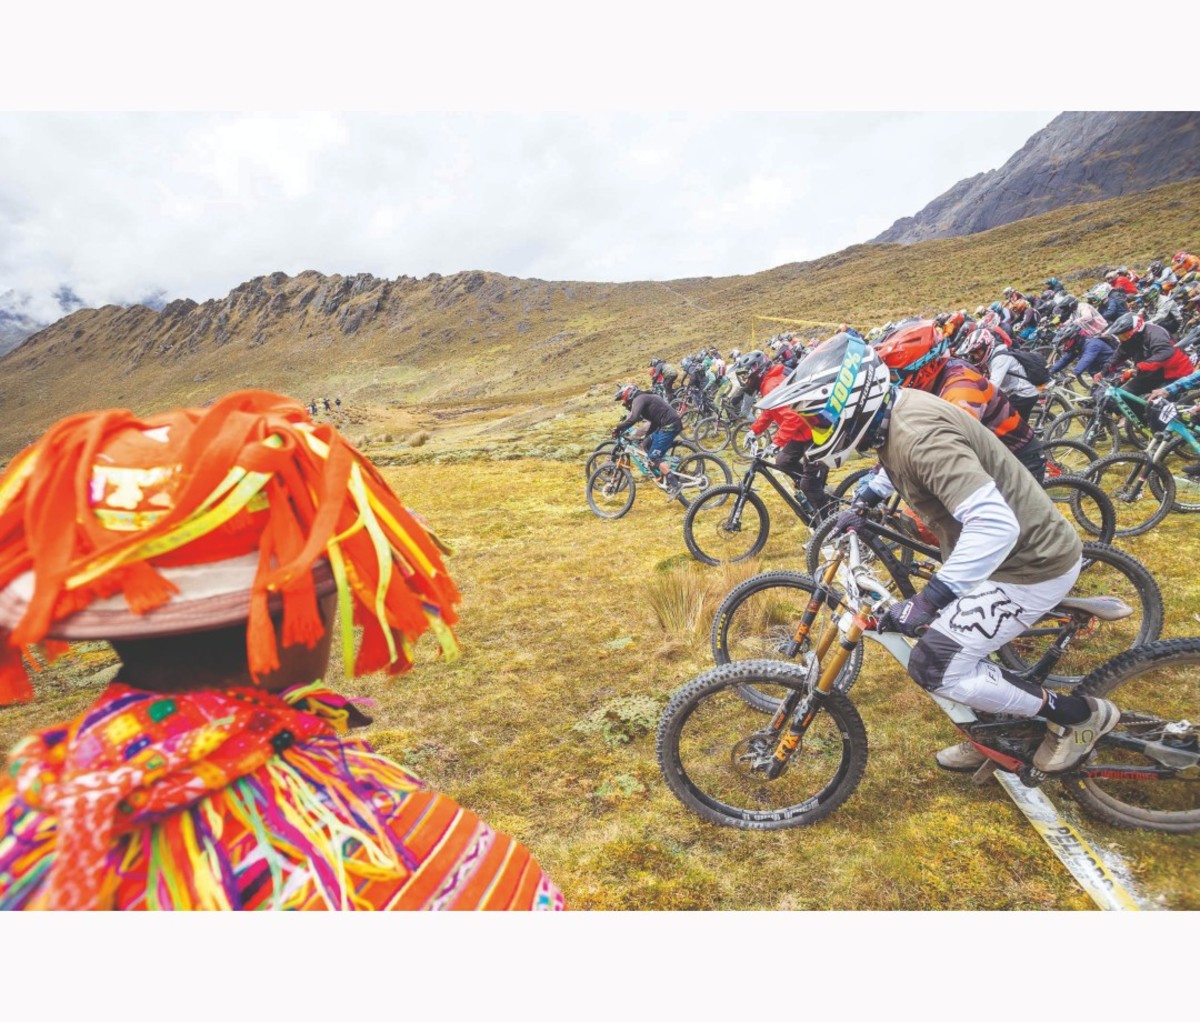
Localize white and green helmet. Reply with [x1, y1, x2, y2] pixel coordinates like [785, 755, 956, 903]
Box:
[756, 334, 892, 467]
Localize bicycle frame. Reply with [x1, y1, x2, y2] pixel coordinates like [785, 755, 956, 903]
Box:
[751, 532, 1175, 908]
[1091, 389, 1200, 505]
[611, 436, 658, 481]
[729, 455, 822, 526]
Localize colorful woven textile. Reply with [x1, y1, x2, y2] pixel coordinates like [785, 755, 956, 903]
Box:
[0, 683, 563, 911]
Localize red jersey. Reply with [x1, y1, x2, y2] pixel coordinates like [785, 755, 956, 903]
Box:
[749, 364, 813, 446]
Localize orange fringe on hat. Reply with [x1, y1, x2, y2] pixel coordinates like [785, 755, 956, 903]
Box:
[0, 390, 460, 705]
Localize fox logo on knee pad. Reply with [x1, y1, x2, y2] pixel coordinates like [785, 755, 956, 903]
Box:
[947, 588, 1023, 640]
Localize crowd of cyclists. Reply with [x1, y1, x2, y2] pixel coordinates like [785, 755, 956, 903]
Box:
[600, 248, 1200, 779]
[613, 249, 1200, 501]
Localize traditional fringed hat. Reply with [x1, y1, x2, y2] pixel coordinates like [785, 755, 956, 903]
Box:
[0, 389, 460, 705]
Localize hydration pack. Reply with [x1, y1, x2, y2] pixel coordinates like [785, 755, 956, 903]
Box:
[1008, 347, 1052, 386]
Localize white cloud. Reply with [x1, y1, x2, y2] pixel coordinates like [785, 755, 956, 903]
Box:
[0, 111, 1056, 318]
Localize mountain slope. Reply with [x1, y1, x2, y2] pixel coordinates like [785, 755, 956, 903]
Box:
[2, 176, 1199, 462]
[873, 111, 1200, 244]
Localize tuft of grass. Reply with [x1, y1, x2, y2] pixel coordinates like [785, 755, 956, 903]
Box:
[407, 429, 430, 448]
[644, 561, 759, 641]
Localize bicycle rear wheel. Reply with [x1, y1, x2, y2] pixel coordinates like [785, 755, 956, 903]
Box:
[682, 486, 769, 565]
[996, 542, 1164, 687]
[673, 453, 733, 507]
[656, 660, 868, 830]
[585, 464, 635, 519]
[1065, 638, 1200, 833]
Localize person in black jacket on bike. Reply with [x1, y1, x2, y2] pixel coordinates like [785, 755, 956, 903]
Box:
[613, 383, 685, 497]
[1095, 312, 1195, 424]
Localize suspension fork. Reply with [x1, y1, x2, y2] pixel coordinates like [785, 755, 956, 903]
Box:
[724, 463, 759, 525]
[765, 557, 871, 779]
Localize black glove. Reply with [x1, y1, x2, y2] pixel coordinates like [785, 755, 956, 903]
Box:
[834, 504, 869, 535]
[876, 576, 956, 638]
[834, 484, 885, 534]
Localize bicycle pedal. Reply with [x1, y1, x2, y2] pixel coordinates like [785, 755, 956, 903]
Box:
[1018, 766, 1047, 788]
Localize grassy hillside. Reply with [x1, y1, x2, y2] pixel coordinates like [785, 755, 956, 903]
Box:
[1, 179, 1198, 910]
[1, 176, 1198, 463]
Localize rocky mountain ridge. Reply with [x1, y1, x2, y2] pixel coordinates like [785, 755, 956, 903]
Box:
[3, 176, 1199, 462]
[873, 111, 1200, 244]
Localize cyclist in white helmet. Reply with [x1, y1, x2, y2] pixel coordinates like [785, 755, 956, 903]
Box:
[757, 334, 1120, 775]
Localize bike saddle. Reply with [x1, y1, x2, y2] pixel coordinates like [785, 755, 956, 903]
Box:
[1055, 595, 1133, 621]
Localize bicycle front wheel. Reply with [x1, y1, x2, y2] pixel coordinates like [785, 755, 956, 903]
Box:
[584, 441, 617, 479]
[691, 416, 731, 453]
[1085, 452, 1174, 536]
[586, 464, 635, 519]
[711, 571, 864, 701]
[1065, 638, 1200, 833]
[1155, 435, 1200, 513]
[683, 486, 770, 565]
[656, 660, 868, 830]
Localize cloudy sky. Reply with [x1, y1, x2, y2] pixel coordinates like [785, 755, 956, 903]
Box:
[0, 111, 1055, 321]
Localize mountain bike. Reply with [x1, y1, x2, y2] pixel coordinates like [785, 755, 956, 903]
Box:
[671, 385, 719, 433]
[657, 529, 1200, 834]
[1044, 379, 1150, 454]
[681, 436, 840, 565]
[691, 395, 752, 455]
[1083, 391, 1200, 534]
[585, 431, 731, 519]
[795, 508, 1153, 687]
[583, 432, 698, 480]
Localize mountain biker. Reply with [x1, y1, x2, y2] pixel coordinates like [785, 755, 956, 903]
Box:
[1094, 312, 1195, 421]
[875, 320, 1046, 480]
[757, 334, 1119, 776]
[613, 382, 685, 497]
[1045, 277, 1066, 296]
[733, 351, 834, 518]
[976, 309, 1014, 348]
[1048, 321, 1118, 382]
[1109, 269, 1137, 295]
[1096, 282, 1130, 324]
[1007, 294, 1038, 338]
[958, 327, 1041, 423]
[706, 349, 729, 400]
[770, 336, 801, 371]
[0, 391, 564, 910]
[724, 349, 755, 419]
[650, 358, 680, 401]
[1173, 251, 1200, 277]
[1142, 260, 1177, 291]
